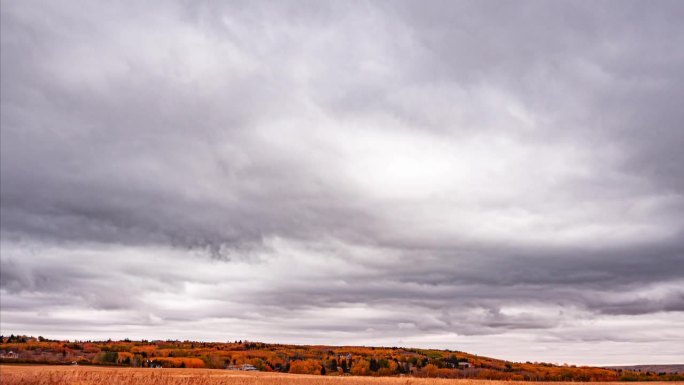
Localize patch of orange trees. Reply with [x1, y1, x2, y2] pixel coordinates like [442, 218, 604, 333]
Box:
[1, 335, 682, 381]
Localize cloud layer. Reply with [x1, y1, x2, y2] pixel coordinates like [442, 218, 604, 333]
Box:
[2, 0, 683, 365]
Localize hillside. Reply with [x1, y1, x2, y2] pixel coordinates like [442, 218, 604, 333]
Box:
[606, 365, 684, 374]
[1, 335, 682, 382]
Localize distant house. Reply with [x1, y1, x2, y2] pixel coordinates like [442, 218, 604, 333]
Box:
[458, 362, 472, 368]
[226, 364, 258, 371]
[1, 351, 19, 359]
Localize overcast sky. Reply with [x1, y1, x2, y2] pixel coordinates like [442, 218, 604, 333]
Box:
[1, 0, 683, 366]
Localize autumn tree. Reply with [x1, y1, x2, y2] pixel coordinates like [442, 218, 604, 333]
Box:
[350, 358, 370, 376]
[421, 364, 439, 377]
[288, 359, 322, 375]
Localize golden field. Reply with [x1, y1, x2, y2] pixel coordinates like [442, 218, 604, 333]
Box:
[1, 365, 681, 385]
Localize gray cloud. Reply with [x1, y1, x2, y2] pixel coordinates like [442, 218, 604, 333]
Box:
[1, 0, 683, 365]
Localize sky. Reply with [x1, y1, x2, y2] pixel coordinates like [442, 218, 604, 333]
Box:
[1, 0, 683, 366]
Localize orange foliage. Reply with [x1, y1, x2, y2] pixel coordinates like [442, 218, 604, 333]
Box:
[289, 359, 322, 375]
[1, 335, 681, 381]
[156, 357, 205, 368]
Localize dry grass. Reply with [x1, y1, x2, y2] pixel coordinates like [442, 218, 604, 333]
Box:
[1, 365, 680, 385]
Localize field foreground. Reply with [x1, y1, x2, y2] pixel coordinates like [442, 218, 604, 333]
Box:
[1, 366, 682, 385]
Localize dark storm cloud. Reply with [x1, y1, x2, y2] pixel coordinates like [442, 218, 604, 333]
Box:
[2, 0, 683, 364]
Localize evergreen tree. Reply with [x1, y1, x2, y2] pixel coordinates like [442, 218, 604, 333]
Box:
[370, 358, 379, 371]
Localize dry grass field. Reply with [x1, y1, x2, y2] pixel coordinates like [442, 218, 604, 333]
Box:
[1, 365, 681, 385]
